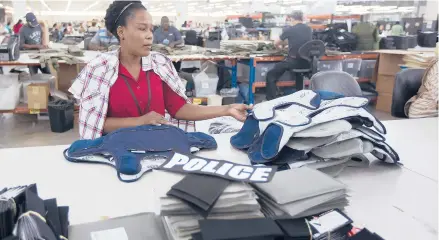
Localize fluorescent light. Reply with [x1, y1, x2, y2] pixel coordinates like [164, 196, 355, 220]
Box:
[65, 0, 72, 11]
[40, 11, 105, 16]
[40, 0, 52, 11]
[84, 1, 100, 11]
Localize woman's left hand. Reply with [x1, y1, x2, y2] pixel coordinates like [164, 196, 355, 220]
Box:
[226, 104, 253, 122]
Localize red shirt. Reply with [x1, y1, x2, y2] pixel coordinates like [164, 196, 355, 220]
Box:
[13, 23, 23, 34]
[108, 64, 186, 118]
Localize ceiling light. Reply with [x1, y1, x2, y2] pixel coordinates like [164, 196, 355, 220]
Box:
[84, 1, 100, 11]
[65, 0, 72, 11]
[39, 0, 52, 11]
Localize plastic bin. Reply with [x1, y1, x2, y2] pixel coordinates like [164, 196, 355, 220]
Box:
[220, 88, 239, 105]
[48, 99, 74, 133]
[193, 70, 219, 97]
[0, 74, 21, 110]
[359, 60, 377, 79]
[389, 36, 409, 50]
[317, 60, 343, 72]
[343, 59, 362, 77]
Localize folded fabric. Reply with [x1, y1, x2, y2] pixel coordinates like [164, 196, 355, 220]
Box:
[252, 167, 346, 205]
[286, 135, 339, 151]
[293, 120, 352, 138]
[161, 191, 256, 209]
[256, 189, 347, 218]
[247, 106, 383, 164]
[161, 199, 261, 216]
[311, 138, 374, 159]
[171, 174, 231, 210]
[199, 218, 284, 240]
[64, 125, 217, 183]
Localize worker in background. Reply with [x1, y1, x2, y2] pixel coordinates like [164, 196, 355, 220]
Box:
[88, 21, 99, 33]
[88, 28, 119, 51]
[372, 23, 382, 50]
[352, 16, 377, 51]
[4, 21, 12, 34]
[153, 16, 183, 48]
[265, 11, 312, 100]
[390, 21, 404, 36]
[13, 19, 23, 35]
[19, 13, 50, 74]
[51, 23, 62, 42]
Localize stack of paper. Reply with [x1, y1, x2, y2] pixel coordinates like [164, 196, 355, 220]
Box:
[403, 53, 436, 68]
[252, 167, 348, 218]
[160, 182, 264, 240]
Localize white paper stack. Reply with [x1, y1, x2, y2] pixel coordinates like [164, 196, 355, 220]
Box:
[252, 167, 349, 219]
[160, 183, 264, 240]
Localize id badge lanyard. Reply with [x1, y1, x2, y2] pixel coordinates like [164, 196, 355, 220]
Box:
[121, 71, 152, 115]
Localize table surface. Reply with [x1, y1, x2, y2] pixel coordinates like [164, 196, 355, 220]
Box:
[0, 118, 437, 240]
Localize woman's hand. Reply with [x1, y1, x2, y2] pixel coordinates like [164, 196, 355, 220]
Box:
[138, 111, 170, 125]
[226, 104, 253, 122]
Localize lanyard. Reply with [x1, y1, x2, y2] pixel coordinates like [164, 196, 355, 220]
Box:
[121, 71, 151, 116]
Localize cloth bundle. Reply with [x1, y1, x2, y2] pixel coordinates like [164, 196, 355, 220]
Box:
[0, 184, 69, 240]
[28, 49, 84, 71]
[63, 125, 217, 183]
[252, 167, 348, 219]
[219, 41, 287, 57]
[231, 90, 399, 173]
[161, 179, 264, 240]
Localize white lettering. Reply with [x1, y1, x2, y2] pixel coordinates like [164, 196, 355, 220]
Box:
[163, 153, 189, 168]
[200, 161, 220, 173]
[183, 158, 208, 171]
[228, 166, 254, 180]
[216, 163, 234, 175]
[249, 168, 272, 182]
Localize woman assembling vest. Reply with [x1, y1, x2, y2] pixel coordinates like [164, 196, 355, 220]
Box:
[70, 1, 251, 140]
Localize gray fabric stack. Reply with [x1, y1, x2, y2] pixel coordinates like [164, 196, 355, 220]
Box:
[160, 182, 264, 240]
[252, 167, 348, 218]
[285, 119, 397, 177]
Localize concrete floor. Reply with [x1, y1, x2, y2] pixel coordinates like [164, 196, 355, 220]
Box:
[0, 107, 399, 149]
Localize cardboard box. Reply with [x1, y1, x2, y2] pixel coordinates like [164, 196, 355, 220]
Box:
[376, 75, 396, 94]
[27, 83, 50, 110]
[377, 53, 405, 76]
[376, 93, 393, 112]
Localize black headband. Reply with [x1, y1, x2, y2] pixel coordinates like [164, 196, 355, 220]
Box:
[114, 3, 134, 24]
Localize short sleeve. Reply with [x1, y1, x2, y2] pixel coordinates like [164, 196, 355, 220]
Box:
[163, 82, 187, 117]
[173, 27, 182, 41]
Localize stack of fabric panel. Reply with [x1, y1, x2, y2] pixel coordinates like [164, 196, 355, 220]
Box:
[160, 178, 264, 240]
[231, 90, 399, 177]
[252, 167, 348, 218]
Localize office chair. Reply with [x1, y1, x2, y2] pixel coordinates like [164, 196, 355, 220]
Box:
[185, 30, 198, 46]
[310, 71, 362, 97]
[288, 40, 325, 90]
[391, 68, 425, 118]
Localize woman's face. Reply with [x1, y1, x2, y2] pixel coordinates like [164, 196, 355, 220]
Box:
[119, 9, 153, 57]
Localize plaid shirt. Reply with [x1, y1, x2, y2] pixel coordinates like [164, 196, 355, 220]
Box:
[69, 49, 189, 139]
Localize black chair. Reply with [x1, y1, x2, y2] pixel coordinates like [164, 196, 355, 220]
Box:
[391, 68, 425, 118]
[288, 40, 325, 90]
[184, 30, 198, 46]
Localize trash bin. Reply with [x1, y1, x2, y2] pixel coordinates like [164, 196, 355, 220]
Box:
[48, 99, 74, 133]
